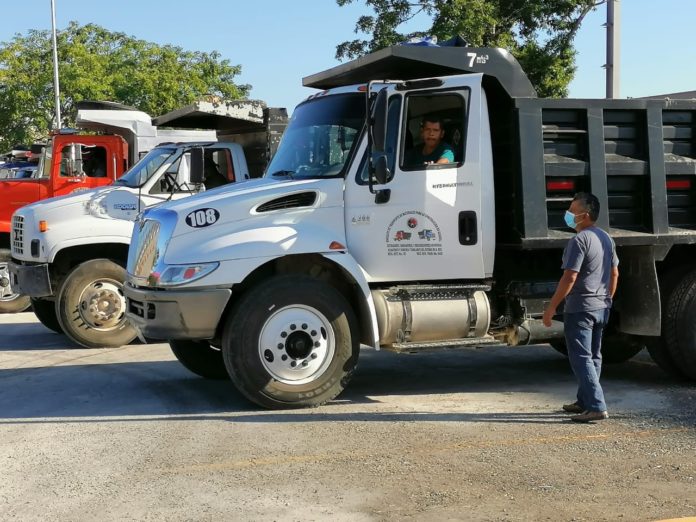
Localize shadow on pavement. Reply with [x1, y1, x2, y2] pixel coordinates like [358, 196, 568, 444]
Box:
[0, 346, 689, 423]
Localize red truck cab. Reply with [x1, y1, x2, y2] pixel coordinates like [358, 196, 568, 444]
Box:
[0, 132, 128, 238]
[0, 132, 128, 312]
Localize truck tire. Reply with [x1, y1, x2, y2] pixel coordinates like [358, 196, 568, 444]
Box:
[30, 298, 63, 334]
[644, 336, 684, 378]
[0, 251, 31, 313]
[663, 269, 696, 379]
[222, 275, 359, 409]
[55, 259, 137, 348]
[169, 340, 229, 380]
[550, 334, 643, 364]
[642, 266, 689, 378]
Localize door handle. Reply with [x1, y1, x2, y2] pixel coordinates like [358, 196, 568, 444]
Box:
[459, 211, 477, 245]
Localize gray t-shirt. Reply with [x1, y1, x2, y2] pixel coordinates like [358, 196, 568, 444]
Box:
[561, 226, 619, 313]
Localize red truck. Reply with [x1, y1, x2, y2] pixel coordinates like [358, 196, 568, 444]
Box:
[0, 101, 216, 312]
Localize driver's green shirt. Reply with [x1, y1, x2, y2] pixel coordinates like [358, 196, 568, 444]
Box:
[405, 142, 455, 166]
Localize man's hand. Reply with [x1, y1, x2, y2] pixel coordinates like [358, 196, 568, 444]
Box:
[542, 306, 556, 328]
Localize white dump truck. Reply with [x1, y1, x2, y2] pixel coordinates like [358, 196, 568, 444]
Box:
[122, 42, 696, 408]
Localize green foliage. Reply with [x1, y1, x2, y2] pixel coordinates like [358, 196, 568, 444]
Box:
[0, 22, 249, 150]
[336, 0, 604, 98]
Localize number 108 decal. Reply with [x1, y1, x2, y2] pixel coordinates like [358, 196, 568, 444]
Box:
[185, 208, 220, 228]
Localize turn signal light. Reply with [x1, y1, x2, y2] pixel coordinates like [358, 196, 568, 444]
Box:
[329, 241, 346, 250]
[38, 220, 48, 232]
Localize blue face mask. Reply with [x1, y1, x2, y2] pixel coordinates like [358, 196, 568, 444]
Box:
[564, 210, 578, 229]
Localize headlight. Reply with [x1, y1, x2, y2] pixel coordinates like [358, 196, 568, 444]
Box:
[151, 262, 219, 287]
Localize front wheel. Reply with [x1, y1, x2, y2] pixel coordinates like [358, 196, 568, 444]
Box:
[169, 340, 229, 380]
[31, 298, 63, 334]
[0, 252, 31, 313]
[56, 259, 137, 348]
[222, 275, 359, 409]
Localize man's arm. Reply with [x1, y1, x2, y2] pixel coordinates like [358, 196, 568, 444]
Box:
[435, 144, 455, 164]
[542, 269, 578, 327]
[609, 266, 619, 298]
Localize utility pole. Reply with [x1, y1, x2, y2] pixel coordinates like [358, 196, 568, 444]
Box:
[606, 0, 620, 98]
[50, 0, 61, 128]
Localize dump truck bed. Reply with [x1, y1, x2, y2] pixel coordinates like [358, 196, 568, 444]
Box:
[499, 96, 696, 248]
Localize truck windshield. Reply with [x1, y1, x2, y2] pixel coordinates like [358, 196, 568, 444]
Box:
[114, 147, 177, 188]
[266, 93, 365, 179]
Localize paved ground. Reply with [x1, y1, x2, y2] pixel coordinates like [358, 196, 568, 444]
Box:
[1, 311, 695, 521]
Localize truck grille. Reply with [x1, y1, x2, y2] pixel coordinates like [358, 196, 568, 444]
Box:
[131, 220, 161, 279]
[11, 215, 24, 255]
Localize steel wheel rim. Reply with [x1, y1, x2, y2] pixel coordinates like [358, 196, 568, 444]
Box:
[76, 278, 126, 330]
[0, 262, 20, 301]
[258, 304, 335, 385]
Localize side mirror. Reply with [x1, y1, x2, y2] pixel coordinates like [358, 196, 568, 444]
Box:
[371, 88, 388, 153]
[373, 154, 390, 185]
[189, 147, 205, 184]
[66, 144, 84, 177]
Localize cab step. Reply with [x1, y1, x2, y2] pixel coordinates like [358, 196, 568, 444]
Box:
[385, 336, 503, 354]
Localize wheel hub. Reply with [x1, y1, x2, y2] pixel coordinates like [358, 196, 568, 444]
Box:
[259, 305, 334, 384]
[78, 279, 126, 330]
[0, 264, 19, 300]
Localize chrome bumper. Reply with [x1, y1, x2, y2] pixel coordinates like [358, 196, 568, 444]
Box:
[124, 284, 232, 340]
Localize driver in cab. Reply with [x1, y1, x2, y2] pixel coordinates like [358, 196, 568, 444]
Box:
[405, 116, 455, 166]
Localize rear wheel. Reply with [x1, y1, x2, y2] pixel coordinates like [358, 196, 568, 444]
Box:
[222, 275, 359, 409]
[169, 340, 229, 380]
[56, 259, 137, 348]
[645, 267, 690, 378]
[30, 298, 63, 334]
[0, 251, 31, 313]
[663, 269, 696, 379]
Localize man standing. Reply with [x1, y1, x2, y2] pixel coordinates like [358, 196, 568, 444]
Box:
[542, 192, 619, 423]
[405, 117, 455, 165]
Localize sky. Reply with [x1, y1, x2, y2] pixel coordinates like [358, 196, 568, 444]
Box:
[0, 0, 694, 116]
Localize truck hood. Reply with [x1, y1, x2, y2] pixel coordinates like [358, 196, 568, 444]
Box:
[154, 177, 295, 216]
[15, 185, 117, 216]
[139, 176, 347, 267]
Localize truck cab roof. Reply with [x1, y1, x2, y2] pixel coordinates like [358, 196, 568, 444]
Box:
[303, 43, 537, 99]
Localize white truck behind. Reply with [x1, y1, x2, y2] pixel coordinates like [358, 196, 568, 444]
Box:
[10, 101, 288, 348]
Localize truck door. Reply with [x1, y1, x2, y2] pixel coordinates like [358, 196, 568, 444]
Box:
[344, 74, 493, 282]
[52, 143, 114, 196]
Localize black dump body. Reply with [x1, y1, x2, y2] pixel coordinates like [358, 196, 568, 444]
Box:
[497, 96, 696, 249]
[305, 44, 696, 250]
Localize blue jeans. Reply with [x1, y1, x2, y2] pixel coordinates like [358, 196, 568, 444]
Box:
[564, 308, 610, 412]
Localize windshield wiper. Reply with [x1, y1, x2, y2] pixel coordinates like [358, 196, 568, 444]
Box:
[270, 170, 295, 179]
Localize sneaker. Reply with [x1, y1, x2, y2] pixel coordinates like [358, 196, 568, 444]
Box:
[562, 402, 584, 414]
[570, 410, 609, 423]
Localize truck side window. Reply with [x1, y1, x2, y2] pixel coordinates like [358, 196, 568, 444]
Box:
[83, 146, 107, 178]
[401, 92, 467, 170]
[202, 149, 231, 189]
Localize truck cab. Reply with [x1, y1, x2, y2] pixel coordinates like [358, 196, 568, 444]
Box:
[0, 101, 217, 314]
[9, 141, 246, 347]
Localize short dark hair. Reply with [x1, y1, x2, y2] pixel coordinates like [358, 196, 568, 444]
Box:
[573, 192, 600, 221]
[421, 116, 444, 129]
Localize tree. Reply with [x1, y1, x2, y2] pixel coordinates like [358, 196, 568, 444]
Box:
[336, 0, 605, 98]
[0, 22, 250, 150]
